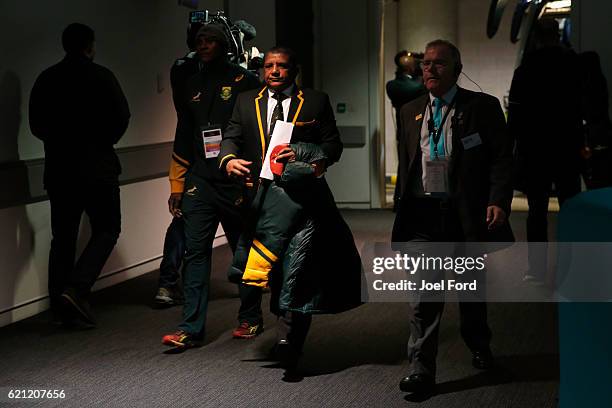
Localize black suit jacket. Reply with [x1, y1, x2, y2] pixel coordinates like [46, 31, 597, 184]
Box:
[219, 85, 342, 178]
[394, 87, 514, 242]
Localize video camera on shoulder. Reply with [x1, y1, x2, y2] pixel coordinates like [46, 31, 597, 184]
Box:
[187, 10, 263, 73]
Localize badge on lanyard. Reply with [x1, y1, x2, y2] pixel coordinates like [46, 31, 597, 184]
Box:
[201, 125, 222, 159]
[425, 159, 449, 193]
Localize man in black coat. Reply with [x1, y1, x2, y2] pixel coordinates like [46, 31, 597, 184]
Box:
[508, 19, 583, 281]
[392, 40, 514, 394]
[219, 48, 342, 182]
[219, 46, 361, 377]
[29, 23, 130, 326]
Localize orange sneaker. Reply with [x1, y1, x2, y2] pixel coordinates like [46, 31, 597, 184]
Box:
[232, 322, 264, 339]
[162, 330, 203, 348]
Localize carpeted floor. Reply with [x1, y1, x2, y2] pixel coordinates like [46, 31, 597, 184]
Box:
[0, 210, 559, 408]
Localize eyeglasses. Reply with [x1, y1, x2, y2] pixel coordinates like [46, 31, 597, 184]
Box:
[420, 60, 448, 70]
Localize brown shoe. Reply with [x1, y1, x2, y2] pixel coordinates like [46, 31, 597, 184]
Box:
[232, 321, 263, 339]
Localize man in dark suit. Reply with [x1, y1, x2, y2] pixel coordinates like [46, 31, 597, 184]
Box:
[219, 47, 342, 182]
[218, 46, 349, 375]
[392, 39, 514, 394]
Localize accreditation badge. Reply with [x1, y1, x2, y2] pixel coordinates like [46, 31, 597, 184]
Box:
[425, 159, 449, 193]
[220, 86, 232, 101]
[201, 125, 222, 159]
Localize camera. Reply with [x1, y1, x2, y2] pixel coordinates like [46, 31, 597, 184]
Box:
[187, 10, 263, 73]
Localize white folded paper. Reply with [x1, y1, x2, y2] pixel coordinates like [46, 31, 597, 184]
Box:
[260, 121, 294, 180]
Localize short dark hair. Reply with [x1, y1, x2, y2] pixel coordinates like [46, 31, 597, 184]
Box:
[265, 46, 299, 70]
[425, 39, 462, 75]
[534, 18, 560, 45]
[394, 50, 409, 68]
[62, 23, 95, 54]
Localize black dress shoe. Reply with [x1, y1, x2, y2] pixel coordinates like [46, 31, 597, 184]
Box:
[61, 288, 96, 327]
[472, 349, 494, 370]
[276, 340, 300, 370]
[399, 374, 435, 393]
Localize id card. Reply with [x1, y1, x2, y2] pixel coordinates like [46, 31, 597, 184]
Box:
[460, 132, 482, 150]
[201, 126, 222, 159]
[425, 159, 449, 193]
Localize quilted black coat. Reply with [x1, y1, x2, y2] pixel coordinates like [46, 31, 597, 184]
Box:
[228, 143, 363, 315]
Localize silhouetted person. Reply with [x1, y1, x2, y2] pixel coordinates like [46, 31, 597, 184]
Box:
[29, 23, 130, 326]
[508, 18, 582, 281]
[386, 51, 426, 209]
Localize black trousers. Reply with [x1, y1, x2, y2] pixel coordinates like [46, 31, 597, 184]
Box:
[47, 180, 121, 308]
[525, 164, 581, 278]
[394, 197, 491, 377]
[157, 217, 185, 289]
[277, 311, 312, 353]
[179, 173, 262, 336]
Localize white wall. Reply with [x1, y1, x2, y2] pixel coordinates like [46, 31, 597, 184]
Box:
[0, 0, 209, 161]
[228, 0, 276, 54]
[0, 179, 172, 326]
[0, 0, 226, 326]
[398, 0, 458, 50]
[314, 0, 381, 208]
[383, 1, 399, 183]
[457, 0, 520, 106]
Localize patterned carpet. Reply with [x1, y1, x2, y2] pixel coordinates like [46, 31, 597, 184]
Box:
[0, 210, 558, 408]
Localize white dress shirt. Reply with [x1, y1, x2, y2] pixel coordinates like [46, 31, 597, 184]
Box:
[266, 85, 294, 134]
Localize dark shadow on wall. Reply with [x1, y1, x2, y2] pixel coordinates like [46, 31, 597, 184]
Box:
[0, 70, 32, 207]
[0, 69, 36, 318]
[0, 70, 22, 162]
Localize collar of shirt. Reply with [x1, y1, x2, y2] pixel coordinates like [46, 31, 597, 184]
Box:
[429, 84, 458, 106]
[268, 84, 295, 100]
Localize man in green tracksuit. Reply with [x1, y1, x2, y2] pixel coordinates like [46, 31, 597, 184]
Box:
[161, 24, 261, 349]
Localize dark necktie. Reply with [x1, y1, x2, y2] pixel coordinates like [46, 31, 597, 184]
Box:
[269, 92, 287, 138]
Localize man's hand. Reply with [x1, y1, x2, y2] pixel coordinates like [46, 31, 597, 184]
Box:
[168, 193, 183, 218]
[311, 159, 327, 177]
[274, 146, 296, 163]
[486, 205, 507, 230]
[226, 158, 252, 179]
